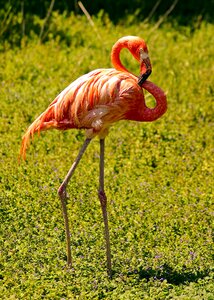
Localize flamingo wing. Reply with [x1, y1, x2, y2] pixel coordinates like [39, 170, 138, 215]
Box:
[20, 69, 144, 158]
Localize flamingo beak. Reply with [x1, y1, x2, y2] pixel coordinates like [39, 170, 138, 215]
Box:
[138, 48, 152, 86]
[138, 69, 152, 86]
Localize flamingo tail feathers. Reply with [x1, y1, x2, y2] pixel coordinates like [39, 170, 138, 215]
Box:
[20, 107, 55, 160]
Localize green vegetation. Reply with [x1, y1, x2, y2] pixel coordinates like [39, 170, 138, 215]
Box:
[1, 11, 213, 299]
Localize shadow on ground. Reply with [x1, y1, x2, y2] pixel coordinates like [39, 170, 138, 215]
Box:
[127, 263, 209, 285]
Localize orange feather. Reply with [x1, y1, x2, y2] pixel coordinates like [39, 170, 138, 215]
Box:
[20, 36, 167, 159]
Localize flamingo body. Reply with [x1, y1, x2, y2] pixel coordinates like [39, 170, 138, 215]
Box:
[21, 69, 166, 158]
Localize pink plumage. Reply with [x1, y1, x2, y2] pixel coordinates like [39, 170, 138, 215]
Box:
[21, 58, 166, 159]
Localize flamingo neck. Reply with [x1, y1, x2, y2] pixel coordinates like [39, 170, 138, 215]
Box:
[126, 81, 167, 122]
[141, 81, 167, 121]
[111, 36, 150, 78]
[111, 38, 130, 73]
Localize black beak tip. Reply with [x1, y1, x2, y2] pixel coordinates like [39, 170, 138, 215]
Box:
[138, 70, 152, 87]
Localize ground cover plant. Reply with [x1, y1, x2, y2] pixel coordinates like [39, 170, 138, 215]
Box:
[0, 12, 213, 299]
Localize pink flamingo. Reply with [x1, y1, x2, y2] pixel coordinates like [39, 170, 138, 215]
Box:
[20, 36, 167, 277]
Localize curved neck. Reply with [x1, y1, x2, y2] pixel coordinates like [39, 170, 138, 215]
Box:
[111, 39, 130, 73]
[141, 81, 167, 121]
[111, 36, 151, 80]
[126, 81, 167, 122]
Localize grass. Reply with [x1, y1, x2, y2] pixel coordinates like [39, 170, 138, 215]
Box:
[0, 14, 214, 299]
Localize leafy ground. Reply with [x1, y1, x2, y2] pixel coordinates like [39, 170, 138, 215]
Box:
[0, 14, 214, 299]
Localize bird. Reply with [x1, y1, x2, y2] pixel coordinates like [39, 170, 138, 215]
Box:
[20, 36, 167, 277]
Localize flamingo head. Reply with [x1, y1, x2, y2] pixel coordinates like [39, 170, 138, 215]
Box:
[123, 36, 152, 85]
[111, 36, 152, 83]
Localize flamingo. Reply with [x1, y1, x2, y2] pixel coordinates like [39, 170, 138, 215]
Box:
[20, 36, 167, 277]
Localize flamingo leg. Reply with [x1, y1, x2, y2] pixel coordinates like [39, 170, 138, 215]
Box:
[98, 138, 112, 277]
[58, 138, 91, 267]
